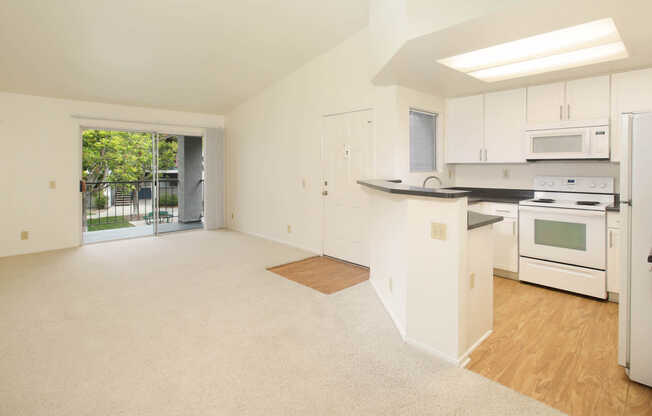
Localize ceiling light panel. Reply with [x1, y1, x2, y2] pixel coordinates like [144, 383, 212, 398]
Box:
[438, 18, 627, 82]
[468, 42, 628, 82]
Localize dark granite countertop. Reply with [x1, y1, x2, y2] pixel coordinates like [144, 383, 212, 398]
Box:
[468, 211, 503, 230]
[357, 180, 471, 198]
[447, 187, 534, 205]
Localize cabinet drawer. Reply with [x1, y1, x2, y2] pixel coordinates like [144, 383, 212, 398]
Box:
[487, 203, 518, 218]
[607, 211, 622, 228]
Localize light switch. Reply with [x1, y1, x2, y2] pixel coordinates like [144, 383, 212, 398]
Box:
[430, 222, 447, 240]
[470, 273, 475, 289]
[49, 180, 56, 189]
[21, 231, 29, 240]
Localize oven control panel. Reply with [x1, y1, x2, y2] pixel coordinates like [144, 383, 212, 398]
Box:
[534, 176, 614, 193]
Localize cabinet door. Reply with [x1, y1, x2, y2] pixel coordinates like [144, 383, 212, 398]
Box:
[445, 95, 484, 163]
[527, 82, 565, 124]
[493, 217, 518, 272]
[566, 75, 610, 121]
[607, 228, 620, 293]
[611, 69, 652, 162]
[484, 88, 526, 163]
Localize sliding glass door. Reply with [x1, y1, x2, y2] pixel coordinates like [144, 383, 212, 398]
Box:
[82, 130, 204, 244]
[155, 133, 205, 235]
[82, 129, 155, 243]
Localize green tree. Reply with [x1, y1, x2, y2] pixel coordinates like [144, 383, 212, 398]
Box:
[82, 130, 178, 184]
[82, 130, 179, 228]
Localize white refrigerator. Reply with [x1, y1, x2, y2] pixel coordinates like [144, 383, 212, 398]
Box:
[619, 112, 652, 387]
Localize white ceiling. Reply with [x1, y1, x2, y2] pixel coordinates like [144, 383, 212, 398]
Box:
[0, 0, 369, 113]
[374, 0, 652, 97]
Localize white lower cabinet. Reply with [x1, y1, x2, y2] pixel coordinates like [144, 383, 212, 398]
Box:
[607, 211, 621, 296]
[471, 202, 519, 275]
[494, 217, 518, 272]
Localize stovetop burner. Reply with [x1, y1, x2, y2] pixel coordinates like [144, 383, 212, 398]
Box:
[532, 198, 555, 203]
[576, 201, 601, 206]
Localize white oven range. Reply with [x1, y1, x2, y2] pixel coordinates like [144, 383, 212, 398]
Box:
[518, 176, 615, 299]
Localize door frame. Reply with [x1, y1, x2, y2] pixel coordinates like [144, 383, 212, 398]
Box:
[319, 107, 375, 261]
[76, 119, 206, 246]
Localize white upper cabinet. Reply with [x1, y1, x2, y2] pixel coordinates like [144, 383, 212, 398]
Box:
[526, 76, 610, 124]
[445, 73, 620, 164]
[484, 88, 526, 163]
[566, 75, 610, 121]
[526, 82, 565, 123]
[611, 68, 652, 162]
[445, 94, 484, 163]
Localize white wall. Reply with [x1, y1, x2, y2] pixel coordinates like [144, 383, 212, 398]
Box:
[406, 0, 522, 40]
[395, 86, 453, 187]
[0, 92, 224, 258]
[369, 0, 409, 79]
[225, 28, 445, 253]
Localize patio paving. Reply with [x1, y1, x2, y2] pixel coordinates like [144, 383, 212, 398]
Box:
[83, 222, 203, 244]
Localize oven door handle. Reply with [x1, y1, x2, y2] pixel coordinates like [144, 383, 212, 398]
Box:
[518, 206, 606, 217]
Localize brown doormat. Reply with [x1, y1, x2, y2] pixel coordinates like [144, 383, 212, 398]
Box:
[267, 256, 369, 294]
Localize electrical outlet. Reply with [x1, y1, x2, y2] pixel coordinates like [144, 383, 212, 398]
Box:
[21, 231, 29, 240]
[470, 273, 475, 289]
[388, 277, 393, 293]
[49, 180, 56, 189]
[502, 169, 510, 179]
[430, 222, 447, 240]
[287, 225, 292, 233]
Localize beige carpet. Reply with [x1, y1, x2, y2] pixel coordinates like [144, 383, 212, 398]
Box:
[0, 230, 564, 415]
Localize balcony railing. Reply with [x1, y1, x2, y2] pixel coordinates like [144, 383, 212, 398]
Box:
[83, 179, 200, 231]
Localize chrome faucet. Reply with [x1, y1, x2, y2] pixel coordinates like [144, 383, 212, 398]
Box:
[422, 175, 442, 188]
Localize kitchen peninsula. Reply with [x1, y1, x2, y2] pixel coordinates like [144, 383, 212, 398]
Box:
[358, 179, 503, 366]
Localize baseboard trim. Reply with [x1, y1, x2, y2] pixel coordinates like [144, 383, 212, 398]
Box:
[404, 337, 459, 366]
[459, 329, 493, 368]
[369, 278, 406, 339]
[494, 268, 518, 280]
[231, 228, 321, 256]
[608, 291, 619, 303]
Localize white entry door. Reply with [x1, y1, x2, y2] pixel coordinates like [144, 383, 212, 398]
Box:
[322, 110, 374, 266]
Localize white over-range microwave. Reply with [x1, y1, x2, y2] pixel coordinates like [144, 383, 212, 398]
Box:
[524, 121, 610, 160]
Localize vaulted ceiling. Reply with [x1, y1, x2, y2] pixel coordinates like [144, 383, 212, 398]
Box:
[0, 0, 369, 113]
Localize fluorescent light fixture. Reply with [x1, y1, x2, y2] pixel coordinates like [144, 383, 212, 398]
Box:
[438, 18, 628, 82]
[469, 41, 628, 82]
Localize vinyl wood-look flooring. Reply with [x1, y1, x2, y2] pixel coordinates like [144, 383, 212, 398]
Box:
[267, 256, 369, 294]
[468, 277, 652, 416]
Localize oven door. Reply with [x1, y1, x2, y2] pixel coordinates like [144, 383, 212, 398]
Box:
[519, 206, 606, 269]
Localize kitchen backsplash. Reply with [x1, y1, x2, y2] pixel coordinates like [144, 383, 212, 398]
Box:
[451, 161, 620, 192]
